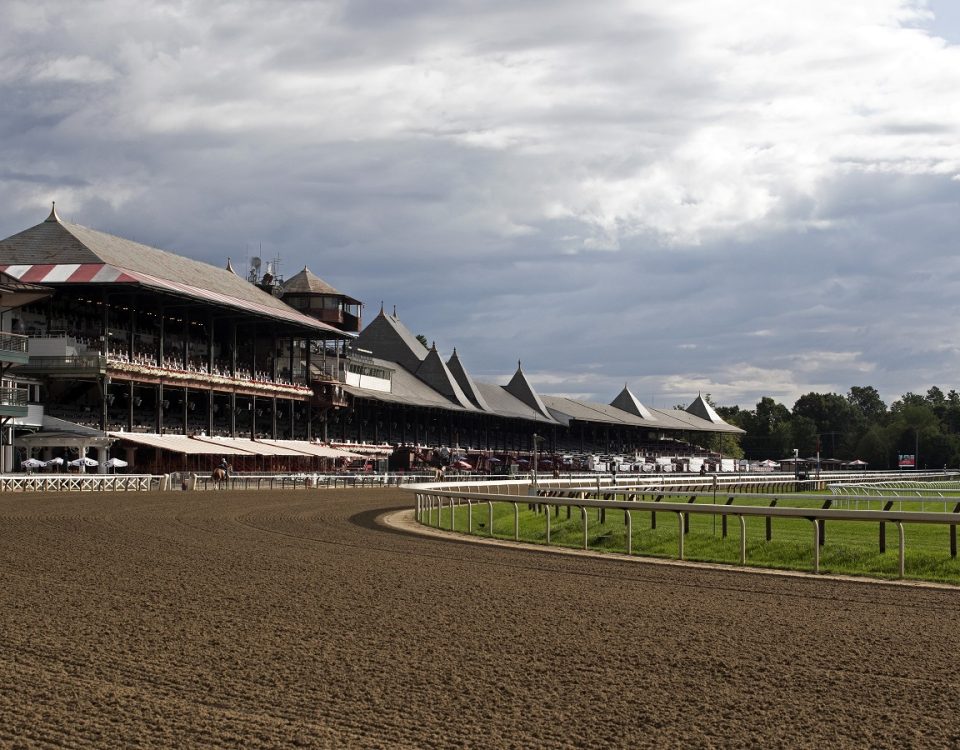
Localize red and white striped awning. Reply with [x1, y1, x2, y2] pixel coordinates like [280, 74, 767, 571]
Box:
[0, 263, 139, 284]
[0, 263, 348, 336]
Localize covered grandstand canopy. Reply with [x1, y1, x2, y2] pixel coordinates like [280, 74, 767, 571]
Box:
[0, 206, 350, 338]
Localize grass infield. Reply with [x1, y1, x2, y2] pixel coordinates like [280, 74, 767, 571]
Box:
[430, 494, 960, 584]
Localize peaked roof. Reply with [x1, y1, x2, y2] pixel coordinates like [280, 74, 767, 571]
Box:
[414, 345, 476, 410]
[610, 385, 656, 420]
[686, 393, 724, 424]
[282, 267, 360, 303]
[0, 210, 348, 337]
[354, 308, 428, 373]
[504, 362, 551, 420]
[447, 349, 491, 412]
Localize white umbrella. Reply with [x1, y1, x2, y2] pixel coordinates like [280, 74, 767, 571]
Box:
[21, 458, 45, 469]
[105, 458, 128, 468]
[68, 457, 99, 468]
[46, 457, 64, 465]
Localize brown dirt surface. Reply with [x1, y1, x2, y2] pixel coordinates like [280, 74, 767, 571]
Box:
[3, 488, 960, 749]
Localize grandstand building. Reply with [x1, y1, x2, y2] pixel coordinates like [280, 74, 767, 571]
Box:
[0, 206, 742, 473]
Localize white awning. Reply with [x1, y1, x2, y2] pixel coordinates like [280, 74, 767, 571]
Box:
[189, 436, 310, 457]
[257, 440, 363, 459]
[109, 432, 252, 455]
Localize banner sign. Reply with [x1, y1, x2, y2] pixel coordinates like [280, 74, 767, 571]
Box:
[898, 454, 915, 468]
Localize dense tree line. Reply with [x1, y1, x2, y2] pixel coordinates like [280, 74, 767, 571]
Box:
[713, 386, 960, 469]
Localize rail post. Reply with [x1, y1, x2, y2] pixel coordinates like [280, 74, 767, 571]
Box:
[677, 513, 684, 560]
[952, 502, 960, 558]
[467, 500, 473, 533]
[897, 521, 905, 578]
[451, 498, 456, 531]
[819, 498, 832, 546]
[738, 515, 746, 564]
[488, 501, 494, 537]
[581, 506, 588, 549]
[513, 502, 519, 541]
[766, 499, 778, 541]
[722, 497, 734, 538]
[811, 519, 820, 574]
[685, 495, 696, 534]
[625, 509, 632, 555]
[880, 500, 894, 553]
[546, 505, 551, 544]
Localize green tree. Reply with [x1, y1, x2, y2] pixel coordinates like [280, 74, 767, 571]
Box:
[793, 392, 854, 458]
[847, 385, 886, 424]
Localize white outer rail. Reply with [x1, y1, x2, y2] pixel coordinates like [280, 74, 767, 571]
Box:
[410, 488, 955, 578]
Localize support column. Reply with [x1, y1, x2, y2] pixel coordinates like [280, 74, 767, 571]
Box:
[127, 381, 134, 433]
[183, 309, 190, 370]
[207, 314, 215, 374]
[230, 391, 236, 437]
[271, 395, 277, 440]
[208, 389, 214, 436]
[251, 395, 257, 439]
[183, 386, 189, 434]
[157, 307, 164, 367]
[305, 337, 313, 441]
[157, 383, 164, 433]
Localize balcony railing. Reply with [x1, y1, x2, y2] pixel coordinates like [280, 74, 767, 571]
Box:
[0, 332, 28, 355]
[0, 387, 27, 407]
[17, 354, 106, 372]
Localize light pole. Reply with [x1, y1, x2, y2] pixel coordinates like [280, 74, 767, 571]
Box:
[532, 432, 544, 487]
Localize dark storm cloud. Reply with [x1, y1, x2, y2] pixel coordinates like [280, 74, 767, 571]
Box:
[1, 0, 958, 410]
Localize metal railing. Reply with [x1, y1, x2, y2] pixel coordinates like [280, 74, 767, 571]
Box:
[190, 472, 435, 491]
[0, 332, 28, 354]
[0, 387, 27, 407]
[407, 483, 960, 578]
[18, 354, 106, 371]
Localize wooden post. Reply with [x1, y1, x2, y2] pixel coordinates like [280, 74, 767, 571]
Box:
[819, 498, 832, 547]
[766, 498, 778, 542]
[722, 497, 734, 538]
[880, 500, 894, 554]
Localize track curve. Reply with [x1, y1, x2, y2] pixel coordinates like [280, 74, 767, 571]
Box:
[2, 488, 959, 748]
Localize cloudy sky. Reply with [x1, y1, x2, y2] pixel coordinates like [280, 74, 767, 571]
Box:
[1, 0, 959, 411]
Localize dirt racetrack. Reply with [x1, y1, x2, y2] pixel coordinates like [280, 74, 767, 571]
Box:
[3, 488, 960, 749]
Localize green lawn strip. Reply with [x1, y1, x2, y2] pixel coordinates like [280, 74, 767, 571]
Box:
[432, 498, 960, 584]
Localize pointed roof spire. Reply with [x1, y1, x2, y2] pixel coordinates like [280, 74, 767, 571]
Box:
[393, 304, 397, 317]
[380, 300, 384, 313]
[414, 345, 476, 410]
[505, 361, 551, 419]
[226, 257, 237, 275]
[447, 348, 491, 412]
[45, 201, 61, 223]
[611, 384, 656, 421]
[686, 393, 724, 424]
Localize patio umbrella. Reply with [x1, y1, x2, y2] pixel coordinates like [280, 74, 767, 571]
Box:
[453, 459, 472, 470]
[21, 458, 45, 469]
[46, 457, 64, 465]
[105, 458, 129, 473]
[68, 457, 99, 468]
